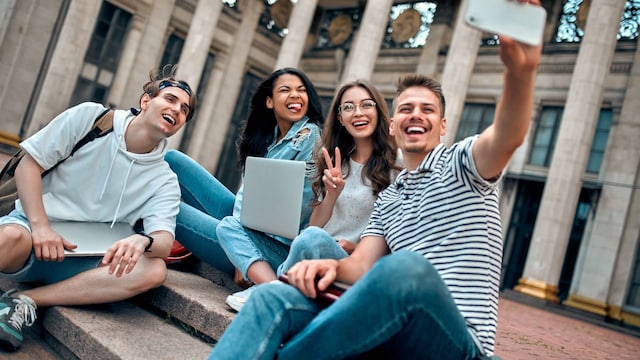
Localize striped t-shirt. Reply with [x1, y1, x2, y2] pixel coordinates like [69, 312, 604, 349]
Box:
[362, 136, 502, 355]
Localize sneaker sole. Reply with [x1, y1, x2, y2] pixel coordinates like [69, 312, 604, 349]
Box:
[0, 325, 21, 351]
[225, 295, 245, 312]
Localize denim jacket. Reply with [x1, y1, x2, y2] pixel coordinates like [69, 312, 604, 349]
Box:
[232, 116, 321, 245]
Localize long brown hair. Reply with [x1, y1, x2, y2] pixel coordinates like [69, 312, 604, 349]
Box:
[311, 80, 398, 205]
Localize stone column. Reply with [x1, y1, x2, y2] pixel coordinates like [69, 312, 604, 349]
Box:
[274, 0, 318, 69]
[0, 0, 15, 47]
[608, 168, 640, 323]
[415, 24, 448, 77]
[118, 0, 175, 110]
[563, 39, 640, 316]
[516, 0, 627, 302]
[340, 0, 393, 82]
[194, 0, 264, 171]
[416, 2, 454, 77]
[26, 1, 102, 135]
[107, 15, 145, 108]
[440, 0, 481, 147]
[186, 60, 227, 157]
[168, 0, 224, 149]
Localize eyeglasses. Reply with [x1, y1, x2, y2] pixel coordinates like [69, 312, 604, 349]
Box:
[158, 80, 192, 96]
[339, 100, 376, 114]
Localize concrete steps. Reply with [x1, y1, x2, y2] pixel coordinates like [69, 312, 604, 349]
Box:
[0, 261, 241, 359]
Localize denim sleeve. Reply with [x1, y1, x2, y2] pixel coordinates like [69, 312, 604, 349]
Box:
[290, 124, 321, 162]
[295, 124, 321, 230]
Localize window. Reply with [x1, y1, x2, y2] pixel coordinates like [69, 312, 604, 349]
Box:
[260, 0, 298, 38]
[528, 106, 612, 173]
[555, 0, 639, 43]
[70, 3, 131, 107]
[586, 109, 613, 174]
[313, 8, 360, 50]
[455, 103, 495, 142]
[215, 72, 262, 190]
[159, 34, 185, 70]
[382, 2, 436, 49]
[222, 0, 237, 8]
[455, 104, 496, 141]
[528, 106, 563, 167]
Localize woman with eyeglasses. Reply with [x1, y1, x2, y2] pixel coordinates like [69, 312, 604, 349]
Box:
[164, 68, 324, 281]
[223, 79, 400, 312]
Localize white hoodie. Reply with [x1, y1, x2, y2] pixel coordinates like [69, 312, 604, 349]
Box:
[17, 102, 180, 235]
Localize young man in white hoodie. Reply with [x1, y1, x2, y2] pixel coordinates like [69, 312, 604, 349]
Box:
[0, 65, 196, 351]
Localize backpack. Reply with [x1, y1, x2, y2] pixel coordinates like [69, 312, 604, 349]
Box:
[0, 108, 192, 264]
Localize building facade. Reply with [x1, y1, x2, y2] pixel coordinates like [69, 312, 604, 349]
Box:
[1, 0, 639, 329]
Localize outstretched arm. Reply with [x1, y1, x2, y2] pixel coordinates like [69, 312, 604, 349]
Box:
[473, 0, 543, 180]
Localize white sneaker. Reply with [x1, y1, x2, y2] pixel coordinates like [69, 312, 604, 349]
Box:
[225, 286, 256, 312]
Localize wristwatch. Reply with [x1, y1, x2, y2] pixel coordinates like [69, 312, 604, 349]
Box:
[139, 232, 154, 252]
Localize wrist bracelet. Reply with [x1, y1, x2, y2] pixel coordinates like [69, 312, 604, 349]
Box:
[139, 232, 154, 252]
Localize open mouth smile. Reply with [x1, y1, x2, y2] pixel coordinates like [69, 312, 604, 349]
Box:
[287, 103, 303, 112]
[406, 126, 426, 134]
[162, 114, 176, 126]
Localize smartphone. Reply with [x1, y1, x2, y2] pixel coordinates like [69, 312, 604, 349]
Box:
[465, 0, 547, 46]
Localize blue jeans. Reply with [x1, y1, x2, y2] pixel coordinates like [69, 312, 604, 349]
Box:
[165, 150, 235, 274]
[216, 216, 290, 280]
[208, 250, 482, 360]
[277, 226, 348, 276]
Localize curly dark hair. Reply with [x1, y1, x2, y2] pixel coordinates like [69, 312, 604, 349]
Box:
[236, 67, 324, 170]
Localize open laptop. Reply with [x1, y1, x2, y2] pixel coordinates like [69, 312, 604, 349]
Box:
[49, 221, 136, 257]
[240, 156, 306, 239]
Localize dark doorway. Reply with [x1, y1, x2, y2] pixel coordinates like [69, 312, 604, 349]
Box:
[557, 188, 597, 300]
[501, 179, 596, 302]
[501, 179, 544, 290]
[214, 72, 262, 191]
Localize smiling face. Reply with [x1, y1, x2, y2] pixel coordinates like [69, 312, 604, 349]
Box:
[140, 86, 190, 138]
[390, 86, 446, 170]
[337, 86, 378, 143]
[266, 73, 309, 128]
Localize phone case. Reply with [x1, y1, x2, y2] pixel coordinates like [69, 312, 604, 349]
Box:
[278, 274, 351, 303]
[465, 0, 547, 46]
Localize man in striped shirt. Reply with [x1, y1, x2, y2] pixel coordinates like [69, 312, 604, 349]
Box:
[209, 1, 543, 358]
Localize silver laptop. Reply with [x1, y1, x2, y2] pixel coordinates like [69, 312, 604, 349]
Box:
[240, 156, 306, 239]
[50, 221, 136, 257]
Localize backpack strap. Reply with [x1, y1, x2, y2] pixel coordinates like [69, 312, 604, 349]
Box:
[69, 108, 114, 156]
[37, 108, 114, 177]
[3, 108, 115, 178]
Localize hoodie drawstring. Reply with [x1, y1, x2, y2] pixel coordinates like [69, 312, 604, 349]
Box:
[98, 134, 136, 227]
[99, 137, 121, 201]
[111, 159, 134, 227]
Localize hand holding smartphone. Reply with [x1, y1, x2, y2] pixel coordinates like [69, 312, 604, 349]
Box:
[465, 0, 547, 46]
[278, 274, 351, 303]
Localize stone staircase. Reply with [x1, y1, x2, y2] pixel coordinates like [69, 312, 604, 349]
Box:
[0, 260, 242, 359]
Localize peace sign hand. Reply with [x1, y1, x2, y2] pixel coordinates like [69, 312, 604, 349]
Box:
[322, 147, 345, 196]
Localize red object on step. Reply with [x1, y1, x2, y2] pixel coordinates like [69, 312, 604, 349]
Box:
[165, 240, 192, 264]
